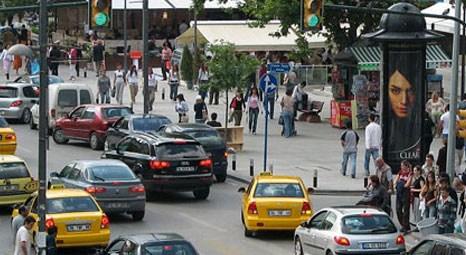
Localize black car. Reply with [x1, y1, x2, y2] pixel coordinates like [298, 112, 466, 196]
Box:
[105, 114, 172, 151]
[102, 233, 199, 255]
[407, 234, 466, 254]
[102, 132, 213, 200]
[159, 123, 228, 182]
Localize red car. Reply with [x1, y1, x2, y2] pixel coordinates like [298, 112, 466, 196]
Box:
[52, 104, 132, 150]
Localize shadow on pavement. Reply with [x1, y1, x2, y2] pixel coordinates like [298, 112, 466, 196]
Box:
[252, 231, 295, 241]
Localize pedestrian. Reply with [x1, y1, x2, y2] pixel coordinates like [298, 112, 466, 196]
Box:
[193, 95, 208, 123]
[375, 157, 393, 215]
[437, 186, 457, 234]
[161, 42, 172, 80]
[410, 165, 425, 224]
[113, 64, 126, 105]
[340, 120, 359, 178]
[437, 139, 447, 176]
[197, 63, 209, 101]
[0, 45, 12, 80]
[46, 226, 57, 255]
[292, 81, 308, 119]
[97, 70, 111, 104]
[13, 54, 22, 75]
[19, 25, 28, 45]
[364, 114, 382, 176]
[69, 44, 82, 78]
[422, 111, 435, 157]
[247, 87, 261, 134]
[280, 89, 295, 138]
[457, 135, 465, 174]
[11, 206, 29, 243]
[147, 67, 157, 111]
[420, 170, 437, 219]
[422, 153, 439, 176]
[264, 88, 277, 120]
[394, 160, 412, 233]
[207, 112, 222, 127]
[93, 40, 105, 76]
[438, 174, 458, 205]
[168, 64, 180, 101]
[175, 94, 189, 123]
[426, 91, 445, 135]
[454, 176, 466, 218]
[49, 44, 61, 76]
[357, 175, 390, 214]
[126, 65, 139, 106]
[439, 104, 457, 140]
[13, 215, 36, 255]
[208, 80, 219, 105]
[229, 91, 245, 126]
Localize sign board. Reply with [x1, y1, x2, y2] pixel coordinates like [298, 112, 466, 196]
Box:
[267, 63, 290, 73]
[259, 74, 278, 94]
[172, 48, 183, 65]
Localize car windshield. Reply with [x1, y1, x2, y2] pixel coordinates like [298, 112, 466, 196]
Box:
[341, 214, 397, 234]
[184, 130, 219, 139]
[144, 242, 197, 255]
[47, 196, 99, 214]
[133, 117, 171, 132]
[156, 143, 205, 159]
[0, 87, 17, 98]
[0, 162, 30, 179]
[102, 107, 132, 119]
[0, 117, 9, 127]
[31, 76, 64, 85]
[254, 183, 304, 198]
[88, 165, 136, 181]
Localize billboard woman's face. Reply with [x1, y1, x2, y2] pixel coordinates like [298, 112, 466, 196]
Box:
[389, 70, 415, 118]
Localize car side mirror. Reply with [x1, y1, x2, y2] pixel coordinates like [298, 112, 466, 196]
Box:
[64, 113, 70, 119]
[300, 221, 310, 228]
[157, 125, 166, 132]
[307, 187, 315, 194]
[237, 187, 246, 193]
[50, 172, 59, 178]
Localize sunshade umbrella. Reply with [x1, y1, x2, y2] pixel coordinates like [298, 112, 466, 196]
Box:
[8, 44, 33, 58]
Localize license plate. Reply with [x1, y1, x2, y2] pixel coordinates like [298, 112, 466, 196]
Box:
[177, 166, 195, 172]
[362, 242, 387, 249]
[66, 224, 90, 232]
[107, 202, 128, 209]
[0, 185, 18, 192]
[268, 210, 291, 216]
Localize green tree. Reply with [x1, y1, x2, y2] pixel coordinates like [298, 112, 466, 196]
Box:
[180, 45, 194, 89]
[1, 0, 37, 24]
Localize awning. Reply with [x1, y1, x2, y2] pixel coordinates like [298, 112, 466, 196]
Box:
[350, 45, 451, 71]
[421, 1, 465, 35]
[111, 0, 243, 10]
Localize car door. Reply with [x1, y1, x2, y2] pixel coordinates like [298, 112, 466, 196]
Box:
[75, 107, 96, 140]
[105, 239, 126, 255]
[62, 106, 85, 137]
[124, 138, 152, 176]
[301, 210, 328, 255]
[430, 242, 449, 255]
[313, 212, 337, 255]
[408, 240, 435, 255]
[63, 166, 86, 189]
[107, 137, 141, 171]
[107, 117, 129, 150]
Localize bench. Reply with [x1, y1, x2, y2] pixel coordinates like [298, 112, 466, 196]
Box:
[298, 100, 324, 123]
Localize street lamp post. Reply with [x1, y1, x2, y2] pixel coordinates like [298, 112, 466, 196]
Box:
[124, 0, 128, 74]
[142, 0, 149, 114]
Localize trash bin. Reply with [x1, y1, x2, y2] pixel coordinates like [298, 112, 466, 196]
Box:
[417, 218, 439, 235]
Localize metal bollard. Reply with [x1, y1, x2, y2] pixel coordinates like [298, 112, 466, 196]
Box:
[84, 67, 87, 78]
[232, 153, 236, 171]
[162, 87, 165, 100]
[313, 169, 318, 188]
[364, 176, 368, 188]
[269, 164, 273, 174]
[249, 159, 254, 177]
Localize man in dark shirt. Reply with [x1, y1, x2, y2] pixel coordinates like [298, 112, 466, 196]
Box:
[207, 113, 221, 127]
[437, 139, 447, 176]
[439, 174, 458, 205]
[93, 40, 105, 76]
[19, 25, 28, 44]
[49, 45, 61, 76]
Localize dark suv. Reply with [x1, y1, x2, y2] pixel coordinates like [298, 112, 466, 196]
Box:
[102, 132, 213, 200]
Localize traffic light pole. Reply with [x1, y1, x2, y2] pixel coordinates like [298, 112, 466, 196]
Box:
[142, 0, 149, 114]
[123, 0, 128, 74]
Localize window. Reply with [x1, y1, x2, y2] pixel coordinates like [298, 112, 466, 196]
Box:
[431, 244, 449, 255]
[156, 143, 205, 158]
[117, 138, 132, 152]
[122, 241, 138, 255]
[22, 86, 37, 98]
[322, 212, 337, 230]
[107, 240, 125, 253]
[0, 162, 30, 179]
[144, 242, 197, 255]
[124, 138, 149, 155]
[67, 169, 82, 181]
[102, 107, 132, 119]
[79, 90, 92, 105]
[59, 164, 76, 178]
[308, 211, 328, 229]
[70, 107, 85, 118]
[81, 109, 96, 119]
[341, 214, 397, 235]
[115, 118, 129, 129]
[132, 117, 171, 132]
[47, 197, 99, 214]
[58, 90, 78, 107]
[253, 183, 305, 198]
[450, 247, 465, 255]
[88, 165, 136, 181]
[0, 87, 17, 98]
[31, 196, 38, 213]
[184, 129, 220, 139]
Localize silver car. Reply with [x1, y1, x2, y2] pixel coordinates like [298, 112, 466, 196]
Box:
[0, 83, 38, 123]
[49, 159, 146, 221]
[294, 206, 406, 255]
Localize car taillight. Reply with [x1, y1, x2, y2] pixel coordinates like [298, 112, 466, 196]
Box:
[10, 100, 22, 107]
[224, 151, 228, 158]
[50, 109, 56, 118]
[301, 201, 311, 215]
[199, 159, 212, 168]
[5, 134, 16, 140]
[85, 186, 106, 194]
[100, 214, 109, 229]
[174, 140, 187, 144]
[45, 217, 55, 230]
[396, 234, 405, 245]
[150, 160, 170, 170]
[129, 184, 145, 193]
[334, 236, 351, 246]
[247, 202, 258, 215]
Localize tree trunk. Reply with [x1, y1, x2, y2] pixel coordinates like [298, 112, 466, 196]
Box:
[224, 88, 229, 143]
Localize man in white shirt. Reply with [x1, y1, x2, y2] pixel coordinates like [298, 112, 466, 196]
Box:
[14, 216, 36, 255]
[364, 114, 382, 176]
[439, 104, 458, 141]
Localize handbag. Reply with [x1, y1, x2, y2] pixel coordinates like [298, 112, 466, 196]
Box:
[278, 115, 284, 125]
[111, 86, 116, 98]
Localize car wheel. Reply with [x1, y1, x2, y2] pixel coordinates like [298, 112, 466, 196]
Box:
[89, 133, 104, 150]
[215, 174, 227, 183]
[52, 129, 68, 144]
[244, 225, 253, 237]
[294, 237, 304, 255]
[29, 117, 37, 130]
[193, 187, 210, 200]
[131, 211, 145, 221]
[21, 108, 31, 124]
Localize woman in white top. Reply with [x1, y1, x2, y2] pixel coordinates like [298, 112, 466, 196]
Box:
[169, 64, 180, 101]
[425, 91, 445, 128]
[175, 93, 189, 123]
[113, 63, 126, 105]
[147, 67, 157, 111]
[126, 65, 139, 105]
[198, 63, 209, 101]
[0, 45, 12, 80]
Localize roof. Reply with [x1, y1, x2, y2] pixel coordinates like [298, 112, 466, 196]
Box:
[256, 175, 303, 183]
[119, 233, 186, 244]
[46, 188, 91, 199]
[82, 104, 130, 108]
[111, 0, 243, 9]
[71, 159, 127, 168]
[422, 1, 464, 35]
[168, 123, 214, 131]
[0, 155, 25, 163]
[425, 234, 466, 247]
[128, 114, 170, 120]
[134, 132, 198, 145]
[330, 206, 385, 215]
[0, 83, 32, 88]
[176, 20, 327, 52]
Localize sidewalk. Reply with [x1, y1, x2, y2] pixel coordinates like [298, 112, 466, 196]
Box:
[0, 65, 446, 192]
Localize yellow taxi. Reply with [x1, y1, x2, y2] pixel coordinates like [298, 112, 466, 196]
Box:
[0, 117, 16, 154]
[0, 155, 37, 205]
[12, 187, 110, 248]
[238, 172, 313, 237]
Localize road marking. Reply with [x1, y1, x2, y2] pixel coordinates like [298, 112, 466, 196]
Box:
[177, 212, 228, 233]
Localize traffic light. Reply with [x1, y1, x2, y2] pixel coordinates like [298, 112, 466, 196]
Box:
[303, 0, 324, 31]
[89, 0, 111, 29]
[458, 110, 466, 138]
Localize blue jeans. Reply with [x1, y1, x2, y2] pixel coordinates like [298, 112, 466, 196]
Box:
[282, 111, 293, 138]
[99, 91, 110, 104]
[342, 151, 357, 177]
[364, 148, 379, 176]
[249, 108, 259, 133]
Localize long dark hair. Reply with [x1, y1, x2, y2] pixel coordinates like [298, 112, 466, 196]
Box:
[130, 65, 137, 76]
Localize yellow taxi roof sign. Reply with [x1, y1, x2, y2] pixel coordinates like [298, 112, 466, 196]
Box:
[48, 183, 65, 190]
[259, 171, 273, 176]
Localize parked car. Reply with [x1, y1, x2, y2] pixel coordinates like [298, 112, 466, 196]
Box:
[0, 155, 37, 206]
[105, 114, 172, 151]
[406, 234, 466, 254]
[0, 116, 17, 154]
[52, 104, 132, 150]
[159, 123, 228, 182]
[49, 159, 145, 221]
[102, 132, 213, 200]
[294, 206, 405, 255]
[0, 83, 38, 123]
[13, 74, 64, 85]
[103, 233, 199, 255]
[30, 82, 94, 130]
